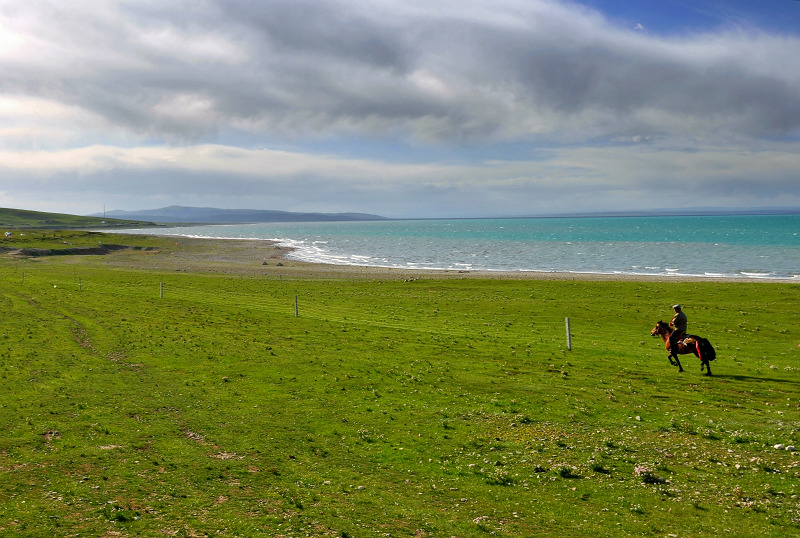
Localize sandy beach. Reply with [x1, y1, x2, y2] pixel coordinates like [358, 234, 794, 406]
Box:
[114, 235, 794, 283]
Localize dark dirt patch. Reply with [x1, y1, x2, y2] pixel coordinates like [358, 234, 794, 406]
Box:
[9, 244, 136, 257]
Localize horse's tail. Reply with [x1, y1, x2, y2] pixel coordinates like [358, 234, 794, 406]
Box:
[698, 338, 716, 361]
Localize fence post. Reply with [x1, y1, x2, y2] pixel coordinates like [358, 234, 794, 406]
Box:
[79, 277, 81, 291]
[295, 295, 298, 317]
[160, 282, 164, 298]
[565, 317, 572, 351]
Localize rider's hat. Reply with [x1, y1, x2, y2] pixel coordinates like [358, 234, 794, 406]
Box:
[672, 304, 681, 309]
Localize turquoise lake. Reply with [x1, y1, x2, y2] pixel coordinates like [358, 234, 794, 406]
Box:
[120, 214, 800, 280]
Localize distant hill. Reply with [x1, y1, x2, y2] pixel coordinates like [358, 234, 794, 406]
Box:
[0, 207, 155, 229]
[93, 206, 390, 223]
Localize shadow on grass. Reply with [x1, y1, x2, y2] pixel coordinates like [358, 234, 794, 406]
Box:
[712, 374, 799, 385]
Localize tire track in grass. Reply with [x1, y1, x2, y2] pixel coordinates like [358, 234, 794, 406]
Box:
[10, 290, 143, 371]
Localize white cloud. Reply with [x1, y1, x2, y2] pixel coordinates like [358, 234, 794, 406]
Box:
[3, 0, 798, 144]
[0, 0, 799, 216]
[2, 139, 799, 217]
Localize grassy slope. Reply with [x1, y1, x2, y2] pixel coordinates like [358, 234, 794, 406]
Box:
[0, 207, 154, 229]
[0, 233, 798, 536]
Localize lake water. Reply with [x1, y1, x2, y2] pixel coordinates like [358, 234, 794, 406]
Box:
[118, 214, 800, 280]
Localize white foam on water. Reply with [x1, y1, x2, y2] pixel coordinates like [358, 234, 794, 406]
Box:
[113, 215, 800, 280]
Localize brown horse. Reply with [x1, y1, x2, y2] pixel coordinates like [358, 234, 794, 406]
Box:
[651, 321, 716, 375]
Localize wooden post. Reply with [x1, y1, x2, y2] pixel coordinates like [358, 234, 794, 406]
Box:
[79, 278, 82, 291]
[160, 282, 164, 298]
[294, 295, 299, 317]
[565, 317, 572, 351]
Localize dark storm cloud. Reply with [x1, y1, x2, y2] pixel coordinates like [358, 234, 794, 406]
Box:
[3, 0, 798, 144]
[2, 1, 800, 216]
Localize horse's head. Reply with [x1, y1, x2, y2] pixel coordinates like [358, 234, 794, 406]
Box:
[651, 321, 669, 337]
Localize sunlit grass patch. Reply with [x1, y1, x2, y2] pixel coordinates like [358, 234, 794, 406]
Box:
[1, 235, 799, 536]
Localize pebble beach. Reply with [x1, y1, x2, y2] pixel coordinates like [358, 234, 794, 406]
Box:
[130, 235, 795, 283]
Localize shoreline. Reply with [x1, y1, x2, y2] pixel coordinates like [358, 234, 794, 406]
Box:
[120, 235, 798, 283]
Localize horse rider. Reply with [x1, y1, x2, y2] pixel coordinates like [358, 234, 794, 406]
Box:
[669, 304, 687, 356]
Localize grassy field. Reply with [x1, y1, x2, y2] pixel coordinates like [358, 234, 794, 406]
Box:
[1, 231, 799, 536]
[0, 207, 155, 229]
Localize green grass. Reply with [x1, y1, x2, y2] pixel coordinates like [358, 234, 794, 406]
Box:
[1, 235, 799, 536]
[0, 207, 154, 229]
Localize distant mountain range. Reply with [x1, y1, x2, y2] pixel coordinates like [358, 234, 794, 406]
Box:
[92, 206, 389, 224]
[91, 205, 800, 224]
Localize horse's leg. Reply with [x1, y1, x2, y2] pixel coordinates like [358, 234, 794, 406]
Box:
[692, 343, 704, 372]
[667, 343, 678, 366]
[671, 343, 685, 372]
[694, 343, 711, 375]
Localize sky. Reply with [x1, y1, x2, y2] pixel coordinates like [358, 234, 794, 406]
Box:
[1, 0, 799, 219]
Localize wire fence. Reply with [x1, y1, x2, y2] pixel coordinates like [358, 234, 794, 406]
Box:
[2, 266, 576, 348]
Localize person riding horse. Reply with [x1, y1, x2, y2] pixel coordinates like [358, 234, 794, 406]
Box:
[669, 304, 687, 357]
[651, 318, 715, 375]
